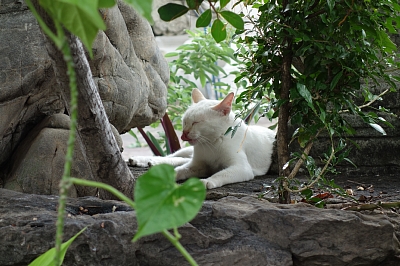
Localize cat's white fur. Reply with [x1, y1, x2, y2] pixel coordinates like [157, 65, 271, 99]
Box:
[129, 89, 276, 189]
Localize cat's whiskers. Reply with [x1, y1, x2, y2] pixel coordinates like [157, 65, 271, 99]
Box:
[197, 135, 216, 152]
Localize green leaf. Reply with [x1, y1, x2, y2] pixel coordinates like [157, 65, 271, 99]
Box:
[124, 0, 154, 23]
[98, 0, 115, 8]
[384, 18, 397, 34]
[133, 165, 206, 241]
[296, 83, 312, 104]
[219, 10, 244, 30]
[158, 3, 189, 22]
[330, 70, 343, 90]
[220, 0, 230, 9]
[29, 227, 87, 266]
[199, 71, 207, 87]
[196, 9, 212, 27]
[211, 19, 226, 43]
[377, 30, 397, 53]
[301, 188, 313, 199]
[164, 52, 179, 57]
[186, 0, 203, 9]
[298, 130, 312, 148]
[146, 131, 166, 156]
[327, 0, 335, 12]
[39, 0, 106, 56]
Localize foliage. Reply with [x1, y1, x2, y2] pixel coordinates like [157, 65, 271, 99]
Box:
[36, 0, 153, 57]
[158, 1, 243, 43]
[237, 0, 398, 137]
[27, 0, 204, 265]
[29, 228, 87, 266]
[233, 0, 400, 201]
[166, 29, 238, 130]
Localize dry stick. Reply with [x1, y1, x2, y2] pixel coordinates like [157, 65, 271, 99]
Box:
[343, 201, 400, 211]
[339, 88, 389, 113]
[283, 130, 335, 193]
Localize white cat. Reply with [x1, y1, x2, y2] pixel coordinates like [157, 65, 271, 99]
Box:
[129, 89, 276, 189]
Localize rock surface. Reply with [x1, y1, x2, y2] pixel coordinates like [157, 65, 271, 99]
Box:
[1, 176, 400, 266]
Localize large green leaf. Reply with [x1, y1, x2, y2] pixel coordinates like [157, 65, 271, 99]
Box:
[133, 164, 206, 241]
[297, 83, 312, 105]
[377, 29, 397, 53]
[29, 227, 87, 266]
[39, 0, 106, 56]
[158, 3, 189, 22]
[211, 19, 226, 43]
[196, 9, 212, 27]
[124, 0, 154, 23]
[220, 10, 244, 30]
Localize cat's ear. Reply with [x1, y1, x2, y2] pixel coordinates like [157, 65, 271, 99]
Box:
[192, 88, 206, 103]
[212, 92, 234, 116]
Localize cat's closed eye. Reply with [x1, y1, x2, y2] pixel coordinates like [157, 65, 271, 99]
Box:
[192, 121, 199, 126]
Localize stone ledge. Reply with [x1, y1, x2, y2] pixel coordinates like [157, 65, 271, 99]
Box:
[1, 184, 399, 266]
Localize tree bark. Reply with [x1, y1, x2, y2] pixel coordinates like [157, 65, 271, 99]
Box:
[277, 52, 292, 204]
[32, 0, 134, 200]
[68, 35, 134, 200]
[277, 0, 292, 204]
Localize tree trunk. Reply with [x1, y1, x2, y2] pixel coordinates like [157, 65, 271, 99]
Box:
[277, 52, 292, 204]
[32, 0, 134, 200]
[277, 0, 292, 204]
[68, 35, 134, 200]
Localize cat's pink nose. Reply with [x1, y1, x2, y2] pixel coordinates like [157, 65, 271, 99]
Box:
[181, 131, 191, 141]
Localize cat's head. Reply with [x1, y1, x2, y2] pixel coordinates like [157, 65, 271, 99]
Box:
[181, 89, 235, 145]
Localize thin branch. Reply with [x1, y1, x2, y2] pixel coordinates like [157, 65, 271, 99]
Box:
[306, 9, 326, 20]
[283, 133, 335, 193]
[340, 88, 389, 113]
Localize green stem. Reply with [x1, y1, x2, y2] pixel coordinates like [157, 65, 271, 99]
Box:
[53, 25, 77, 266]
[25, 0, 62, 47]
[70, 178, 136, 209]
[25, 2, 75, 265]
[162, 230, 198, 266]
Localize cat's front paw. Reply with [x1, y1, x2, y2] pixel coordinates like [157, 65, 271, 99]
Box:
[128, 156, 151, 167]
[175, 166, 194, 181]
[200, 179, 218, 189]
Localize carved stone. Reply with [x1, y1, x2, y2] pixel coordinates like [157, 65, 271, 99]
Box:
[0, 0, 169, 194]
